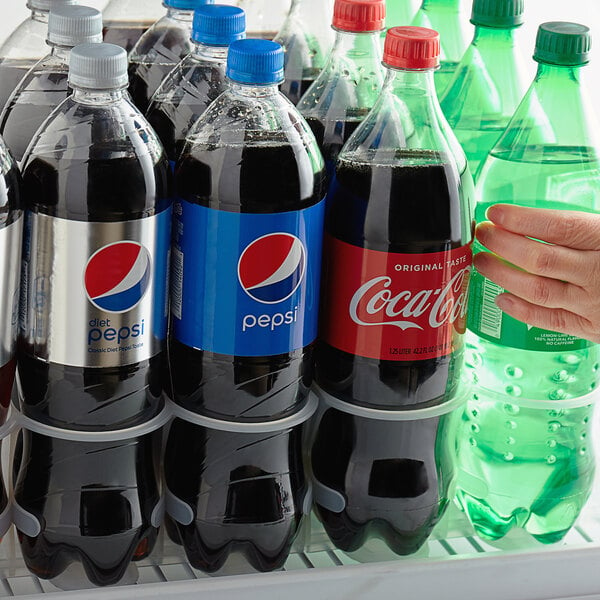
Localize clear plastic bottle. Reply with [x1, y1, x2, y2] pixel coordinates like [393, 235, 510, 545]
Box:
[298, 0, 385, 176]
[146, 5, 246, 168]
[0, 0, 78, 112]
[128, 0, 217, 113]
[411, 0, 471, 96]
[235, 0, 291, 40]
[102, 0, 165, 52]
[0, 5, 103, 163]
[441, 0, 528, 180]
[18, 43, 172, 431]
[274, 0, 335, 105]
[459, 22, 600, 542]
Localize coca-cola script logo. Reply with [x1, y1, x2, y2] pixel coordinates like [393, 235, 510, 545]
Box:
[321, 236, 473, 362]
[349, 267, 470, 331]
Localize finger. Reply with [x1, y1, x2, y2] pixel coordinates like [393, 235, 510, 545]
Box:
[474, 252, 586, 311]
[486, 204, 600, 251]
[495, 293, 598, 343]
[475, 222, 595, 287]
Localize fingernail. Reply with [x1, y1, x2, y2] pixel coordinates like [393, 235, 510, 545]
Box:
[485, 204, 504, 225]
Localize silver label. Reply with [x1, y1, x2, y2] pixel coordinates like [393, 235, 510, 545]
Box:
[0, 218, 23, 367]
[20, 210, 171, 368]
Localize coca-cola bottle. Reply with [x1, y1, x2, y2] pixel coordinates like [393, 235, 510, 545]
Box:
[315, 26, 473, 410]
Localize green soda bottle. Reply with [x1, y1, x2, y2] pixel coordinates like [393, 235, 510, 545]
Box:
[384, 0, 420, 30]
[457, 23, 600, 543]
[411, 0, 471, 95]
[440, 0, 528, 181]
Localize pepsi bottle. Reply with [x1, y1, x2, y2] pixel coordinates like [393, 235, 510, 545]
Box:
[18, 44, 171, 431]
[13, 417, 164, 587]
[146, 4, 246, 168]
[0, 137, 22, 426]
[170, 39, 326, 421]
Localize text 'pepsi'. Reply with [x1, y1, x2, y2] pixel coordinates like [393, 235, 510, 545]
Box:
[17, 43, 172, 431]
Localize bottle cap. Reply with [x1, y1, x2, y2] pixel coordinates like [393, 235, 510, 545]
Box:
[192, 5, 246, 46]
[383, 26, 440, 70]
[164, 0, 214, 10]
[48, 5, 103, 47]
[534, 22, 591, 67]
[28, 0, 77, 11]
[332, 0, 386, 33]
[69, 43, 129, 90]
[226, 39, 284, 85]
[471, 0, 524, 29]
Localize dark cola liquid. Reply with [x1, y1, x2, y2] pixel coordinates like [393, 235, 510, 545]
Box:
[280, 68, 320, 106]
[305, 114, 367, 175]
[19, 151, 170, 431]
[102, 21, 154, 52]
[171, 143, 326, 421]
[0, 59, 35, 114]
[146, 65, 226, 163]
[0, 72, 70, 163]
[164, 418, 308, 572]
[316, 153, 471, 409]
[14, 429, 161, 586]
[311, 406, 456, 554]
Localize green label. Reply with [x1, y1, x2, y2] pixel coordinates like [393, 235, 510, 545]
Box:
[467, 268, 591, 352]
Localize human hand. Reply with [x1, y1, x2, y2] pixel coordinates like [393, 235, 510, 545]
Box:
[473, 204, 600, 343]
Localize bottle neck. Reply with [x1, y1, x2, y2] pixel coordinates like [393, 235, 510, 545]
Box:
[30, 8, 49, 23]
[191, 42, 229, 62]
[71, 87, 127, 106]
[290, 0, 330, 18]
[330, 28, 383, 62]
[165, 6, 194, 22]
[422, 0, 460, 10]
[48, 45, 72, 63]
[386, 67, 439, 109]
[229, 81, 280, 99]
[472, 25, 519, 46]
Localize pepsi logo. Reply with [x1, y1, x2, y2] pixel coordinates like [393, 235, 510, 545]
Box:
[85, 242, 151, 313]
[238, 234, 306, 304]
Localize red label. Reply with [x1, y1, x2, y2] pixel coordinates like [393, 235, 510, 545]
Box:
[321, 235, 472, 361]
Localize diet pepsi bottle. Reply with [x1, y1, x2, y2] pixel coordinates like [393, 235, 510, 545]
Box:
[0, 138, 22, 425]
[146, 4, 246, 168]
[170, 39, 326, 421]
[18, 43, 172, 431]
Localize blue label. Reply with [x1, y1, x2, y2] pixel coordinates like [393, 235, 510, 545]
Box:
[172, 201, 325, 357]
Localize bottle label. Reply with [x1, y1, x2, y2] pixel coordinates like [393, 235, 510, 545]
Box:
[172, 200, 325, 357]
[468, 268, 592, 351]
[0, 217, 23, 368]
[20, 210, 171, 368]
[320, 234, 472, 361]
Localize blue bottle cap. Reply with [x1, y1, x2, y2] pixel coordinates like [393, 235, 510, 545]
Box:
[192, 5, 246, 46]
[164, 0, 214, 10]
[226, 39, 284, 85]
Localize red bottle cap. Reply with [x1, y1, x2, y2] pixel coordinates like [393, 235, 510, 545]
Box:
[383, 26, 440, 70]
[332, 0, 386, 33]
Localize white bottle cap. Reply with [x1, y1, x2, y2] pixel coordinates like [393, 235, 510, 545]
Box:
[48, 5, 103, 47]
[28, 0, 77, 12]
[69, 43, 129, 90]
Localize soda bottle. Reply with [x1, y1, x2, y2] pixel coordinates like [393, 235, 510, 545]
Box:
[146, 4, 246, 169]
[0, 5, 103, 164]
[235, 0, 290, 40]
[384, 0, 419, 37]
[18, 43, 172, 431]
[102, 0, 165, 52]
[13, 411, 167, 587]
[164, 397, 316, 573]
[411, 0, 471, 96]
[128, 0, 216, 113]
[316, 27, 473, 410]
[0, 0, 78, 113]
[171, 39, 326, 421]
[0, 139, 22, 427]
[310, 388, 461, 554]
[274, 0, 335, 105]
[459, 22, 600, 542]
[440, 0, 528, 181]
[298, 0, 386, 176]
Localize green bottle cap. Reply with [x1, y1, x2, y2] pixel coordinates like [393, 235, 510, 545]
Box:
[470, 0, 524, 29]
[534, 22, 591, 66]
